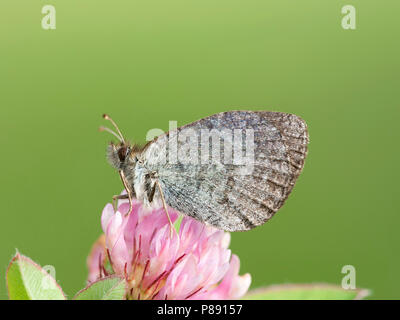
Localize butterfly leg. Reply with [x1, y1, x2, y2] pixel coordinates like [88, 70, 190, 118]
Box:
[155, 180, 175, 238]
[112, 194, 129, 212]
[119, 170, 133, 216]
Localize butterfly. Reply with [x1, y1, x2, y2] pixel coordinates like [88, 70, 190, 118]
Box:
[101, 111, 309, 232]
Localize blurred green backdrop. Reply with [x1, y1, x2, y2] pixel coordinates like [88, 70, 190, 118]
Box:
[0, 0, 399, 299]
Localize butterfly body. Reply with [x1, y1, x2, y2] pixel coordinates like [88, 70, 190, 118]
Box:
[104, 111, 309, 231]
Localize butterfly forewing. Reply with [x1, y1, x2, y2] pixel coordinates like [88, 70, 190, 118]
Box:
[141, 111, 309, 231]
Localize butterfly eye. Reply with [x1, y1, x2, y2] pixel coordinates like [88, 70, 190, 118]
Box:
[118, 146, 128, 162]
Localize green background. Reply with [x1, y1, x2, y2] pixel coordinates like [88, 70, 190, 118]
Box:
[0, 0, 399, 299]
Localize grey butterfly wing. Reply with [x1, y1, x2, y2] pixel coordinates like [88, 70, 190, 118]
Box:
[142, 111, 309, 231]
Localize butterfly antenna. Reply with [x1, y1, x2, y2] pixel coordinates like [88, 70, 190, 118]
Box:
[99, 126, 124, 142]
[102, 114, 126, 143]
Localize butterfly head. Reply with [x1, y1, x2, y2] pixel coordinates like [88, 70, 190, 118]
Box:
[100, 114, 137, 170]
[106, 142, 133, 169]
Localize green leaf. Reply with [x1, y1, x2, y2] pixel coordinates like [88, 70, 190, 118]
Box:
[6, 252, 66, 300]
[73, 276, 126, 300]
[244, 284, 370, 300]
